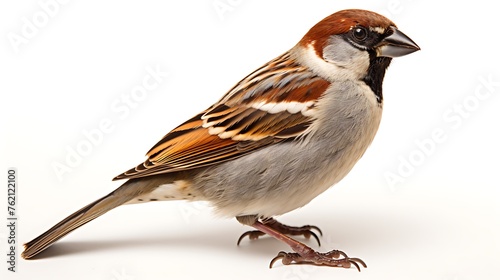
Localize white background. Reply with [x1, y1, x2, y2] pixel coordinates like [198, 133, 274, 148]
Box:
[1, 1, 499, 279]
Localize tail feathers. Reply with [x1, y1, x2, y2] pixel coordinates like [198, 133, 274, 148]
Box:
[21, 179, 149, 259]
[21, 195, 113, 259]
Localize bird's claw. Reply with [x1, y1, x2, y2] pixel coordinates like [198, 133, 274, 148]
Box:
[237, 230, 266, 245]
[269, 250, 367, 271]
[237, 219, 323, 246]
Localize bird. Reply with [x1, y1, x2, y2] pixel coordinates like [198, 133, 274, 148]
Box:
[22, 9, 419, 270]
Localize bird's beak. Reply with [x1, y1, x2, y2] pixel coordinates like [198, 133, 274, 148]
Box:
[376, 26, 420, 58]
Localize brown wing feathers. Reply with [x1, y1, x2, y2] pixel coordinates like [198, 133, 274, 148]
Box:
[113, 52, 330, 180]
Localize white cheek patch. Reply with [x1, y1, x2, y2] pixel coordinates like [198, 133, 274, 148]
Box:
[320, 37, 370, 80]
[125, 180, 196, 204]
[323, 36, 363, 66]
[293, 42, 368, 82]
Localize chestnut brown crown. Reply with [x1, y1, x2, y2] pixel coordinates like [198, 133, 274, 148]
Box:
[300, 9, 397, 57]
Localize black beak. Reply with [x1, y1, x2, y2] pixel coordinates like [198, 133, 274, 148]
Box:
[377, 26, 420, 58]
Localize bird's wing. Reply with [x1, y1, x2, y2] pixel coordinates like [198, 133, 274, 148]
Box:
[113, 52, 330, 180]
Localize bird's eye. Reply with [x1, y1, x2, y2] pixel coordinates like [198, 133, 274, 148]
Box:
[352, 27, 368, 42]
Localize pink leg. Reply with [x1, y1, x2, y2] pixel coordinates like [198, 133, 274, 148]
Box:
[238, 216, 366, 271]
[237, 218, 322, 246]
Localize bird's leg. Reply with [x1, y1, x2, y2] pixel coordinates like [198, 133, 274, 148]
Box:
[236, 216, 366, 270]
[237, 217, 323, 246]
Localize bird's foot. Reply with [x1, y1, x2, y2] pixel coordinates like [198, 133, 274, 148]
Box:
[270, 249, 367, 271]
[236, 217, 366, 271]
[237, 218, 322, 246]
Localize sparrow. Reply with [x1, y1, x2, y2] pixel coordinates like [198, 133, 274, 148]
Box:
[22, 9, 419, 270]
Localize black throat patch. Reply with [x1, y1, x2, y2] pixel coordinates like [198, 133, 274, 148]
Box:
[363, 54, 392, 103]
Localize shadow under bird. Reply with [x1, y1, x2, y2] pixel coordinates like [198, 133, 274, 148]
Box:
[23, 9, 419, 270]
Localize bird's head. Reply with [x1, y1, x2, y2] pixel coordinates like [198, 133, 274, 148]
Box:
[296, 9, 420, 100]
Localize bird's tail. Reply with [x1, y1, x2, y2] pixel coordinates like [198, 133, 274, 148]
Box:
[21, 179, 157, 259]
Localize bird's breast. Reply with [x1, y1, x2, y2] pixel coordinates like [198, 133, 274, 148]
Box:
[191, 81, 383, 218]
